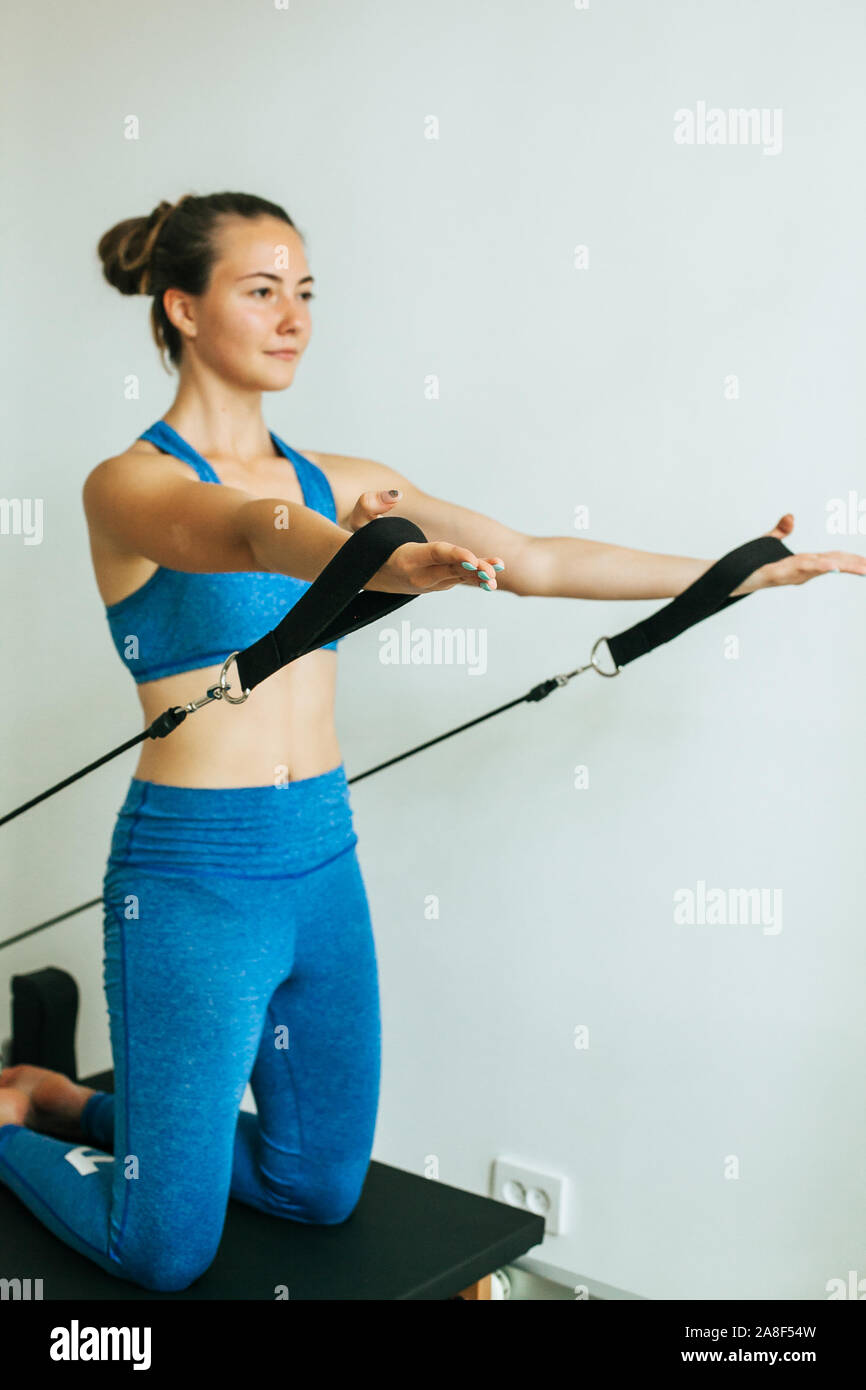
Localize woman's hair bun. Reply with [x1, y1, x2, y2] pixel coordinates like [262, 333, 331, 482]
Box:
[96, 200, 176, 296]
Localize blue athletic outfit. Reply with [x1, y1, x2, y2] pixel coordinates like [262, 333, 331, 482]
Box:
[0, 421, 381, 1293]
[104, 420, 340, 681]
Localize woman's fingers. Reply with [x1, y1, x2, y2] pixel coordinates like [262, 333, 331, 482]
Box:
[348, 489, 402, 532]
[386, 541, 507, 594]
[761, 550, 866, 586]
[810, 551, 866, 577]
[422, 542, 505, 590]
[766, 512, 795, 540]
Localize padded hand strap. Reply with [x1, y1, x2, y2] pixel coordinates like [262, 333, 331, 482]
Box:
[235, 515, 428, 693]
[606, 535, 794, 669]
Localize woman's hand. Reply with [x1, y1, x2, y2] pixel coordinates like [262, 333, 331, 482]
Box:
[365, 539, 506, 596]
[732, 513, 866, 595]
[349, 488, 505, 596]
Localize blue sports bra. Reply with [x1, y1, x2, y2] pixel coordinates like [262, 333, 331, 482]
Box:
[104, 419, 340, 684]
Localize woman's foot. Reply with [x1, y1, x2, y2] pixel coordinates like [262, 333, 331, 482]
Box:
[0, 1065, 97, 1142]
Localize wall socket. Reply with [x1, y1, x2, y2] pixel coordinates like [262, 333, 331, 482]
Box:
[490, 1159, 566, 1235]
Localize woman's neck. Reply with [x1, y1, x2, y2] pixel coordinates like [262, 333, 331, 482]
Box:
[162, 371, 275, 463]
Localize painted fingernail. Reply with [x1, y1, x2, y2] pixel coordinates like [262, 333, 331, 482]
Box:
[480, 581, 491, 591]
[461, 562, 477, 571]
[493, 563, 504, 571]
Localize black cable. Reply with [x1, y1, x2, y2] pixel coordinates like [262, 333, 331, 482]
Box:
[0, 730, 152, 828]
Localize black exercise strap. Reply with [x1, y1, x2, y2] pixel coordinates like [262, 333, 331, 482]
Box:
[0, 527, 792, 949]
[605, 534, 791, 670]
[235, 514, 430, 691]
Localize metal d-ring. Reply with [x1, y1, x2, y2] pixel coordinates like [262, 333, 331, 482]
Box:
[589, 636, 622, 677]
[218, 650, 251, 704]
[555, 635, 623, 685]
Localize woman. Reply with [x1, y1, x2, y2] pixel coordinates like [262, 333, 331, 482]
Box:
[0, 190, 859, 1294]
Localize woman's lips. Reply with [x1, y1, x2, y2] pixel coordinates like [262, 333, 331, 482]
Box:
[266, 350, 298, 359]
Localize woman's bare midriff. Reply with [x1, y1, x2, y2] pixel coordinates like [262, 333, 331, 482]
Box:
[131, 653, 342, 787]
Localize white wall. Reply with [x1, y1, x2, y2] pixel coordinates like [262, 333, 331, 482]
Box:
[1, 0, 864, 1300]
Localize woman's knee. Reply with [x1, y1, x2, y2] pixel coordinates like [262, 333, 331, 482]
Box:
[304, 1180, 362, 1226]
[113, 1218, 223, 1293]
[120, 1241, 220, 1293]
[264, 1158, 368, 1226]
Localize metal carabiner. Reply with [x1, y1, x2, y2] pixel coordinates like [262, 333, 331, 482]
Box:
[555, 636, 622, 686]
[180, 686, 223, 714]
[180, 651, 251, 715]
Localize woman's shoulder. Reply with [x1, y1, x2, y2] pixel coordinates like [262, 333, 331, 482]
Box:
[81, 438, 202, 543]
[84, 436, 197, 489]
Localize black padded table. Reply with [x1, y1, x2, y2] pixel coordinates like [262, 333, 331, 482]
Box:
[0, 1069, 545, 1300]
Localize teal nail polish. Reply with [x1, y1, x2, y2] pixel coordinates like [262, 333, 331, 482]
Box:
[480, 581, 491, 591]
[493, 563, 504, 571]
[461, 562, 477, 571]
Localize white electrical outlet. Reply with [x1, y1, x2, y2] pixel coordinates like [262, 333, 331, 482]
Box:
[490, 1159, 566, 1235]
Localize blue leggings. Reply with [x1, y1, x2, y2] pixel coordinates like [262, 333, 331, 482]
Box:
[0, 764, 381, 1293]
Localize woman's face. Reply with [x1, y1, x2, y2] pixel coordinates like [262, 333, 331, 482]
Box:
[167, 215, 315, 388]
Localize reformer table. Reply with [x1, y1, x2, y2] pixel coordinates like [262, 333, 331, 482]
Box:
[0, 1068, 545, 1300]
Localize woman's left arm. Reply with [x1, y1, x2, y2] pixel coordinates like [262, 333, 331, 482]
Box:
[496, 511, 866, 600]
[318, 454, 866, 598]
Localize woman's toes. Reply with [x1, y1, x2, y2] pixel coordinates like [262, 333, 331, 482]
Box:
[0, 1087, 31, 1128]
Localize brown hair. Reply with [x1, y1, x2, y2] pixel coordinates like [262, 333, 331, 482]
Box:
[96, 191, 300, 373]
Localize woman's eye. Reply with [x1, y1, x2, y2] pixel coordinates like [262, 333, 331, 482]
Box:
[251, 288, 315, 301]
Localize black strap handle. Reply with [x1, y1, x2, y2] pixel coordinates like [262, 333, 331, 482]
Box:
[235, 515, 427, 692]
[606, 535, 794, 669]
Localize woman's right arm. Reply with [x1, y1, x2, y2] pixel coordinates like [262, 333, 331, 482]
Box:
[82, 456, 500, 596]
